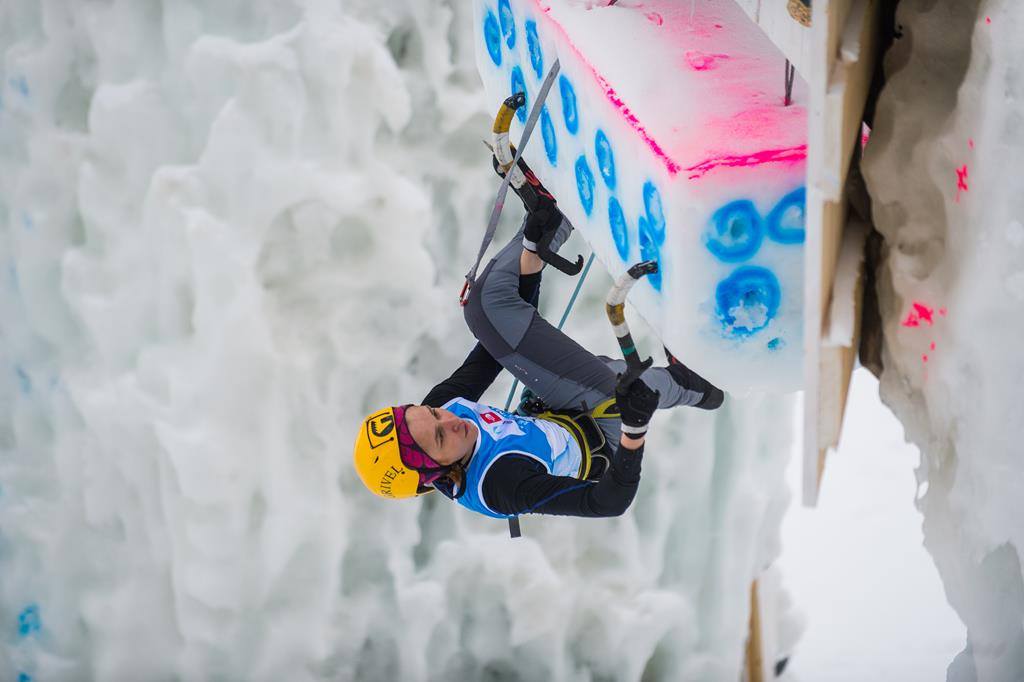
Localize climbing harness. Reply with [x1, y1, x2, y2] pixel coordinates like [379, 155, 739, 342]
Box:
[461, 59, 581, 306]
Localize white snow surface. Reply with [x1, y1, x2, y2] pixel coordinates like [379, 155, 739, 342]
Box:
[779, 369, 965, 682]
[863, 0, 1024, 679]
[0, 1, 799, 680]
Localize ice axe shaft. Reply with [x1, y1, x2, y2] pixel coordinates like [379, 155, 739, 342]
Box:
[605, 260, 659, 386]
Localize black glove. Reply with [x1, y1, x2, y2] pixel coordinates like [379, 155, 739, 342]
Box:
[522, 203, 560, 251]
[615, 375, 660, 438]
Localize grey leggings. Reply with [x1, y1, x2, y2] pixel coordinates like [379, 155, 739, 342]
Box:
[464, 219, 709, 441]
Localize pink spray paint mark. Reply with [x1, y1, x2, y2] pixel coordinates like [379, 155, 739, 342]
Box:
[595, 72, 682, 174]
[685, 50, 730, 71]
[969, 138, 975, 149]
[986, 16, 992, 24]
[922, 354, 929, 363]
[685, 145, 808, 180]
[955, 164, 969, 202]
[930, 342, 936, 351]
[530, 0, 681, 176]
[646, 12, 664, 26]
[939, 307, 947, 316]
[902, 301, 935, 327]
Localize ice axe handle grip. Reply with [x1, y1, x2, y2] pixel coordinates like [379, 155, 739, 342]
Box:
[605, 259, 660, 385]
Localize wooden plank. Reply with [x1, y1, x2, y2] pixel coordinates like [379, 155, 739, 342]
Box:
[744, 580, 765, 682]
[802, 0, 882, 506]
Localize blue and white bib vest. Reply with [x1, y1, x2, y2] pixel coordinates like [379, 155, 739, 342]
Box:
[442, 397, 583, 519]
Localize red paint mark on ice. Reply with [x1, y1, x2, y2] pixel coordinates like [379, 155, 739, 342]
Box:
[969, 138, 975, 149]
[685, 50, 730, 71]
[646, 12, 664, 26]
[903, 301, 936, 327]
[714, 23, 723, 29]
[939, 307, 947, 316]
[955, 164, 969, 201]
[986, 16, 992, 24]
[930, 341, 936, 351]
[956, 165, 969, 189]
[595, 73, 682, 174]
[685, 145, 808, 180]
[922, 354, 929, 363]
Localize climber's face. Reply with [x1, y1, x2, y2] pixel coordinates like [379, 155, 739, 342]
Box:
[404, 405, 478, 466]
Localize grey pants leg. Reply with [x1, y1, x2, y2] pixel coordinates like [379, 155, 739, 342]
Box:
[464, 219, 708, 417]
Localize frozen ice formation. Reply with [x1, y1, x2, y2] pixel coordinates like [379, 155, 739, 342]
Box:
[0, 1, 798, 680]
[473, 0, 808, 393]
[863, 0, 1024, 678]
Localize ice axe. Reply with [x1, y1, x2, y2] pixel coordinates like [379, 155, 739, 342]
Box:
[490, 93, 584, 276]
[605, 260, 659, 389]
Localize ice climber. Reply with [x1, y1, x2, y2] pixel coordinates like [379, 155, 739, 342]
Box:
[352, 160, 724, 522]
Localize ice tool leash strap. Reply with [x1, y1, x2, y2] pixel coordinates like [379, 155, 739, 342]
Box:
[461, 58, 562, 306]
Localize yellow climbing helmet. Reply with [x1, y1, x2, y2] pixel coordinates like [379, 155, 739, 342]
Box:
[353, 405, 441, 499]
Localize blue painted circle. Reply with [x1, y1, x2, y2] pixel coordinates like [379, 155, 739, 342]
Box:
[595, 130, 616, 190]
[526, 20, 543, 78]
[608, 198, 629, 260]
[638, 217, 663, 291]
[766, 187, 806, 244]
[705, 200, 764, 263]
[484, 11, 502, 66]
[642, 181, 666, 245]
[575, 155, 596, 216]
[559, 75, 579, 135]
[498, 0, 516, 49]
[715, 266, 781, 336]
[510, 66, 528, 123]
[540, 106, 557, 166]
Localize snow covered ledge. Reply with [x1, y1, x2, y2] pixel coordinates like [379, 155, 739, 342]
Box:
[862, 1, 1024, 678]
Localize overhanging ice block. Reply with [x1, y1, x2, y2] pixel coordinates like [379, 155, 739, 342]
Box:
[473, 0, 807, 393]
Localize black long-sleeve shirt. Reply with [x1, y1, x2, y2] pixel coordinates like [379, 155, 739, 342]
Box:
[421, 272, 643, 518]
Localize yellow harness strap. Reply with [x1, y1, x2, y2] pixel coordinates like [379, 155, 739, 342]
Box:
[535, 397, 619, 480]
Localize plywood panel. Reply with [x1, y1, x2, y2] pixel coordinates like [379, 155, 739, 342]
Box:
[802, 0, 882, 505]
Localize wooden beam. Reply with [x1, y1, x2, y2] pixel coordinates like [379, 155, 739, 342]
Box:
[745, 580, 765, 682]
[802, 0, 882, 506]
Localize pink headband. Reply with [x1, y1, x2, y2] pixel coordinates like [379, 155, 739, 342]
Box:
[392, 405, 447, 485]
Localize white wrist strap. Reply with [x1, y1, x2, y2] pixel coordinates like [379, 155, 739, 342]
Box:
[620, 423, 648, 436]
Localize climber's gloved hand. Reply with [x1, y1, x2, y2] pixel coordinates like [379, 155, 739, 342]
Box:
[522, 201, 561, 253]
[615, 374, 660, 439]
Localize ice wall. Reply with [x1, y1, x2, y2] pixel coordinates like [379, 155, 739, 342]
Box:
[472, 0, 808, 393]
[0, 1, 798, 680]
[862, 1, 1024, 678]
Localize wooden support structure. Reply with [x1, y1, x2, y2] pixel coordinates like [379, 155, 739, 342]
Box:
[744, 580, 766, 682]
[802, 0, 883, 506]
